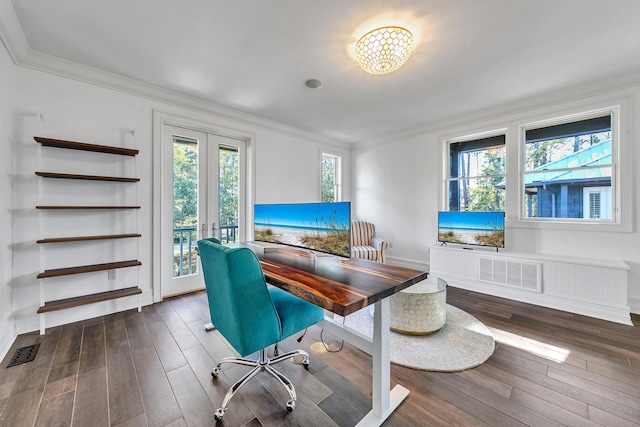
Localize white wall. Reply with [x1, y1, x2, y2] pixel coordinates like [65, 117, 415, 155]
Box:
[256, 132, 351, 204]
[10, 66, 350, 336]
[0, 40, 16, 359]
[353, 83, 640, 314]
[353, 135, 437, 268]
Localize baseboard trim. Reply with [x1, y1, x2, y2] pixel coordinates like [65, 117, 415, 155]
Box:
[628, 295, 640, 315]
[0, 318, 17, 362]
[386, 256, 429, 272]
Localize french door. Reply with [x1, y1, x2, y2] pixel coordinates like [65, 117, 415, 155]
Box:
[161, 124, 245, 297]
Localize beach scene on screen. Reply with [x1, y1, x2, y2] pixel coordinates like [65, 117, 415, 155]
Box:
[254, 202, 351, 257]
[438, 211, 504, 247]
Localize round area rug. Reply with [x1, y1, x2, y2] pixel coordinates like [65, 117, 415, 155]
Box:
[343, 304, 495, 372]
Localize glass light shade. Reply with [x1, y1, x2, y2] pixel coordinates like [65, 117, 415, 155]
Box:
[355, 26, 414, 75]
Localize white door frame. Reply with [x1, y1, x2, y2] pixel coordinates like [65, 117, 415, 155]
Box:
[152, 110, 255, 303]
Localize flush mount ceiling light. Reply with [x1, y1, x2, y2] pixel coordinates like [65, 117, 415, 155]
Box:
[355, 26, 414, 75]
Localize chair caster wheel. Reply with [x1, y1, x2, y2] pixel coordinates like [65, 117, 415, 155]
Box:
[211, 367, 221, 378]
[214, 408, 225, 421]
[286, 400, 295, 413]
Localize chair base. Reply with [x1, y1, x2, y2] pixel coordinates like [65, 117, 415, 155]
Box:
[211, 347, 310, 421]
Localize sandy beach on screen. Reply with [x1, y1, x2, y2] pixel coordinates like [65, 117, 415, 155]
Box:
[255, 225, 328, 246]
[442, 228, 486, 245]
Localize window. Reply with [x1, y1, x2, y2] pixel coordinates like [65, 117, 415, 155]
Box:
[321, 153, 341, 202]
[219, 145, 240, 243]
[447, 135, 506, 212]
[442, 102, 628, 232]
[523, 114, 612, 221]
[583, 186, 611, 219]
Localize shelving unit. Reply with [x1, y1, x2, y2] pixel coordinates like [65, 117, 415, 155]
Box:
[35, 136, 142, 334]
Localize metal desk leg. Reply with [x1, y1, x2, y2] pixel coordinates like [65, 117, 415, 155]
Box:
[356, 298, 410, 426]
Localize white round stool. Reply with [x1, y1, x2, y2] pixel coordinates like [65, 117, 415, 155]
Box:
[389, 276, 447, 335]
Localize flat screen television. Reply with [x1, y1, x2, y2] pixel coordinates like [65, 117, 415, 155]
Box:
[254, 201, 351, 258]
[438, 211, 505, 248]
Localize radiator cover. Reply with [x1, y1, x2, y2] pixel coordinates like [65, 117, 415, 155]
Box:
[479, 256, 542, 292]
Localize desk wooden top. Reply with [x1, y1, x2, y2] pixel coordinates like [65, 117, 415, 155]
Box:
[236, 242, 429, 316]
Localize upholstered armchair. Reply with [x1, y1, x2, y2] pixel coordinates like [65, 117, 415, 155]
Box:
[351, 220, 388, 263]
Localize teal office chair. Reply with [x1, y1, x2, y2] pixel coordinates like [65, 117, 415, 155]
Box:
[197, 238, 325, 421]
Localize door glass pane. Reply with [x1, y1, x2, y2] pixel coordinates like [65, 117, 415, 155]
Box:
[173, 136, 199, 277]
[219, 145, 239, 243]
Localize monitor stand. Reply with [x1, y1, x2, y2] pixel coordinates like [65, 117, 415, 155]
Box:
[263, 246, 319, 262]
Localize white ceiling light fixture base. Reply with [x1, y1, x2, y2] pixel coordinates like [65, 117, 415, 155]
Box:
[355, 26, 414, 75]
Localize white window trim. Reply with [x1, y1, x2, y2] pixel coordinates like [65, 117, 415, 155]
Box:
[440, 128, 509, 210]
[444, 131, 507, 212]
[516, 103, 631, 232]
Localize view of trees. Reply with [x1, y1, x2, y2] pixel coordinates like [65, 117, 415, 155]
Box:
[219, 147, 239, 236]
[173, 142, 240, 230]
[525, 132, 610, 170]
[172, 139, 198, 277]
[173, 140, 198, 228]
[321, 155, 337, 202]
[454, 130, 610, 214]
[172, 141, 240, 276]
[173, 142, 240, 232]
[456, 146, 505, 212]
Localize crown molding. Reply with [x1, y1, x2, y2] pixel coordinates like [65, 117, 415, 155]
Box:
[0, 0, 347, 149]
[19, 49, 348, 148]
[354, 68, 640, 150]
[0, 0, 29, 63]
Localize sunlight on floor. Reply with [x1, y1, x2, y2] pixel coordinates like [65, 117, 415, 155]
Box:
[487, 327, 570, 363]
[310, 342, 328, 353]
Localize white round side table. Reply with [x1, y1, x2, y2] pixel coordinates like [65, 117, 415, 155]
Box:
[389, 276, 447, 335]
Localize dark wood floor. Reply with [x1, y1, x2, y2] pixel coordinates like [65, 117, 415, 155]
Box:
[1, 287, 639, 427]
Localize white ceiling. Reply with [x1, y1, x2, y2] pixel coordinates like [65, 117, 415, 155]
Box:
[7, 0, 640, 143]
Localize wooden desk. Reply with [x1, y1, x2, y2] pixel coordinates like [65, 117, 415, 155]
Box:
[238, 242, 429, 426]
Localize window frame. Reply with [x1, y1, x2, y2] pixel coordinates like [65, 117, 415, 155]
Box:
[518, 105, 628, 231]
[440, 97, 631, 233]
[320, 151, 342, 202]
[444, 130, 507, 213]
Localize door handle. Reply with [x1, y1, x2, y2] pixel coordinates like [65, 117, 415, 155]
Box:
[200, 223, 207, 239]
[211, 222, 218, 238]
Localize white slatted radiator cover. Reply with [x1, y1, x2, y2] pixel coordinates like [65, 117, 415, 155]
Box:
[429, 245, 631, 325]
[479, 256, 542, 292]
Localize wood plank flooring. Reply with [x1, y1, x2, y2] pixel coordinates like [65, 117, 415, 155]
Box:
[0, 287, 639, 426]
